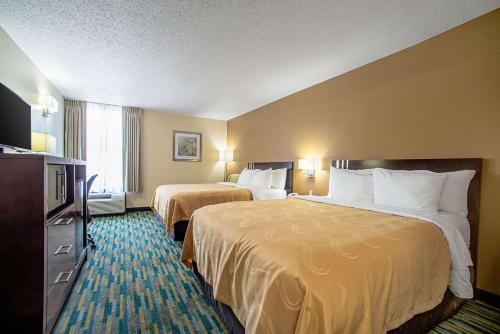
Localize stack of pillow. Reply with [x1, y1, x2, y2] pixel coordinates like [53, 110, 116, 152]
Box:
[237, 167, 288, 190]
[328, 166, 475, 216]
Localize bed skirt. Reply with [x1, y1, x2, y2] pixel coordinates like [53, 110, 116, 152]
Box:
[155, 212, 188, 242]
[192, 262, 465, 334]
[193, 262, 245, 334]
[173, 220, 188, 241]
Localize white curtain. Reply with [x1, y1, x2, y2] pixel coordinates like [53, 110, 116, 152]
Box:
[86, 103, 123, 193]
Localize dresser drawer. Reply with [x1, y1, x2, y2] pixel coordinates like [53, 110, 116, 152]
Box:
[46, 206, 78, 295]
[46, 207, 79, 332]
[46, 263, 77, 332]
[47, 208, 76, 258]
[47, 245, 76, 295]
[47, 221, 75, 259]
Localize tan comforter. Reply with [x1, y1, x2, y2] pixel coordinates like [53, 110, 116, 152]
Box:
[181, 199, 451, 334]
[150, 183, 252, 231]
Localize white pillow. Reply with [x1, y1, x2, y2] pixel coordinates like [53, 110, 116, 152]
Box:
[271, 168, 287, 190]
[238, 168, 260, 185]
[250, 168, 273, 188]
[328, 166, 373, 197]
[439, 170, 475, 217]
[329, 168, 374, 202]
[373, 168, 447, 213]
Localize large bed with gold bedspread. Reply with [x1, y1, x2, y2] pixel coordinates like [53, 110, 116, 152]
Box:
[181, 198, 462, 333]
[181, 158, 482, 334]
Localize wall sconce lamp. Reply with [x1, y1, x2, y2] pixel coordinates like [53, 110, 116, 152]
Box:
[38, 93, 58, 118]
[298, 158, 317, 178]
[219, 150, 234, 181]
[31, 131, 57, 154]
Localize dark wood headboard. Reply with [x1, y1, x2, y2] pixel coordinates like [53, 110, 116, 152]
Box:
[332, 158, 482, 288]
[248, 161, 294, 194]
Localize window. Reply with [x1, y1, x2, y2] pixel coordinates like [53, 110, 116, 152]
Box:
[86, 103, 123, 193]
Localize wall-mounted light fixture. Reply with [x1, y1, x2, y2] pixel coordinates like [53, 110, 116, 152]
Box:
[38, 93, 58, 118]
[31, 131, 56, 154]
[298, 158, 317, 178]
[219, 150, 234, 181]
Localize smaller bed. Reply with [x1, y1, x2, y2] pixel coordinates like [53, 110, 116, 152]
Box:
[151, 161, 293, 241]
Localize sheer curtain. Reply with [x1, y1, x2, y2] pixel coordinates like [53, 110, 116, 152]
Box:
[86, 103, 123, 193]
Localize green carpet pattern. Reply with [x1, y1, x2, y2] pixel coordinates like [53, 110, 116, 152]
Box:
[54, 212, 500, 334]
[430, 300, 500, 334]
[54, 211, 226, 334]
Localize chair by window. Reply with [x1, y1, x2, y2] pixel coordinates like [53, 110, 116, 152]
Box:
[87, 174, 98, 248]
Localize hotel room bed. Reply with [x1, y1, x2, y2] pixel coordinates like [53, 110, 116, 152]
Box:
[181, 158, 482, 334]
[151, 162, 293, 241]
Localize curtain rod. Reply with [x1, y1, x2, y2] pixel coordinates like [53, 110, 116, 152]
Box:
[64, 97, 139, 109]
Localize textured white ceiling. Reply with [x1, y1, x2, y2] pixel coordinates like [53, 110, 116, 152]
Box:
[0, 1, 498, 120]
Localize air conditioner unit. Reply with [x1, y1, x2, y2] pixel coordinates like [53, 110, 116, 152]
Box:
[88, 192, 126, 215]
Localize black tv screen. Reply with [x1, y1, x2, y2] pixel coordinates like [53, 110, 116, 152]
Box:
[0, 82, 31, 151]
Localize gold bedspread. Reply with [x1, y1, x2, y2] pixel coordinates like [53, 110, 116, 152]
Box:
[150, 183, 252, 231]
[181, 199, 451, 334]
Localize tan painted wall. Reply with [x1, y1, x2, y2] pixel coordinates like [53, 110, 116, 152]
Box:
[126, 110, 227, 208]
[227, 10, 500, 294]
[0, 27, 64, 156]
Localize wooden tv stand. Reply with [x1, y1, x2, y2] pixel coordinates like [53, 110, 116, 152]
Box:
[0, 153, 87, 333]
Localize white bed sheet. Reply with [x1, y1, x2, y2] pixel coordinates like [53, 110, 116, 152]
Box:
[293, 195, 474, 299]
[437, 211, 471, 246]
[216, 182, 287, 200]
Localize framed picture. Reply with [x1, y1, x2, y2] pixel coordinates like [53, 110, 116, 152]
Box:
[173, 131, 202, 161]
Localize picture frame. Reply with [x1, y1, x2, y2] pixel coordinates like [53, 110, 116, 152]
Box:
[173, 131, 202, 162]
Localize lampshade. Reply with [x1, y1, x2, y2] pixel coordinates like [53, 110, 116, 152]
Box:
[31, 132, 56, 154]
[298, 158, 316, 170]
[224, 150, 234, 162]
[38, 93, 58, 117]
[219, 150, 234, 162]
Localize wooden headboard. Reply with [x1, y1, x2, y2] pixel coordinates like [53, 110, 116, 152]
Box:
[332, 158, 482, 288]
[248, 161, 294, 194]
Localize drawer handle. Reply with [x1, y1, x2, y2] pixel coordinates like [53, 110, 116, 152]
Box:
[54, 217, 73, 226]
[54, 244, 72, 255]
[54, 270, 73, 284]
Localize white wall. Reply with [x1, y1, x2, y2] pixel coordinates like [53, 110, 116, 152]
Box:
[0, 27, 64, 156]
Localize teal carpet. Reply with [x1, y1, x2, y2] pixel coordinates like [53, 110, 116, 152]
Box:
[54, 211, 226, 334]
[54, 212, 499, 334]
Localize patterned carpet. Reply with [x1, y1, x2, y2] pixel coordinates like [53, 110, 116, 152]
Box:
[430, 301, 500, 334]
[54, 211, 500, 334]
[54, 211, 226, 334]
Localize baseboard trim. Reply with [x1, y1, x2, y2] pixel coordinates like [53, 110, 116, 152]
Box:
[477, 289, 500, 308]
[91, 211, 126, 217]
[126, 207, 152, 212]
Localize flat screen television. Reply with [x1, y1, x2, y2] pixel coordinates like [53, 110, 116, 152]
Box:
[0, 82, 31, 151]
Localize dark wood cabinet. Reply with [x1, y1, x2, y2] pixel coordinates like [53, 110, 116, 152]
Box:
[0, 153, 87, 333]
